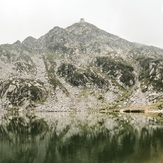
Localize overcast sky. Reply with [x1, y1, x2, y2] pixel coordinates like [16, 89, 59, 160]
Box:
[0, 0, 163, 48]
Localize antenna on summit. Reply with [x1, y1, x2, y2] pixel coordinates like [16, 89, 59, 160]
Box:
[80, 18, 85, 23]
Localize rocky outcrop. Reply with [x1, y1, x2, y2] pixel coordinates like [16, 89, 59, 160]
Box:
[0, 79, 47, 110]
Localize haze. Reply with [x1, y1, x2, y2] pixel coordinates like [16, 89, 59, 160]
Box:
[0, 0, 163, 48]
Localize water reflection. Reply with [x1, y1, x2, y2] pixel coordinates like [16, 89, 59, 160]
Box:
[0, 112, 163, 163]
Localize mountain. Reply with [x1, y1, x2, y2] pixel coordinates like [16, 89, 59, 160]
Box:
[0, 19, 163, 111]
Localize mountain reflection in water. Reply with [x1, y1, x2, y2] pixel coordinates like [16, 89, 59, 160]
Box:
[0, 112, 163, 163]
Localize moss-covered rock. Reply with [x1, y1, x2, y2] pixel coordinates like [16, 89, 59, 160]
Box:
[0, 78, 47, 109]
[136, 56, 163, 91]
[95, 57, 135, 87]
[57, 63, 108, 88]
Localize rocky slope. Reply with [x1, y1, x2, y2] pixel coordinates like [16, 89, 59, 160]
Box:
[0, 19, 163, 111]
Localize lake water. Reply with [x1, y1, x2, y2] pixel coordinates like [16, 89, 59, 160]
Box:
[0, 111, 163, 163]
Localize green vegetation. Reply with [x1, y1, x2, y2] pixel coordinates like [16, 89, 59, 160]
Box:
[0, 79, 47, 107]
[57, 63, 108, 88]
[43, 56, 70, 96]
[14, 62, 36, 73]
[136, 56, 163, 91]
[95, 56, 135, 87]
[48, 44, 74, 55]
[43, 54, 56, 73]
[57, 63, 86, 87]
[158, 103, 163, 110]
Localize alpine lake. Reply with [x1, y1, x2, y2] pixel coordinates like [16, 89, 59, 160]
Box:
[1, 111, 163, 163]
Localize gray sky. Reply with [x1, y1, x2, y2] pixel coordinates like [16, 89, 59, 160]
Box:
[0, 0, 163, 48]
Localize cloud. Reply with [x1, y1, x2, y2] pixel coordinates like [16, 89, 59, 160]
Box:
[0, 0, 163, 48]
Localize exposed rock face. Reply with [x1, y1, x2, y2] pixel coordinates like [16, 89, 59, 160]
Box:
[0, 20, 163, 111]
[0, 79, 47, 110]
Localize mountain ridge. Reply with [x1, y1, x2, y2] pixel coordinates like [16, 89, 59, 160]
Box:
[0, 20, 163, 111]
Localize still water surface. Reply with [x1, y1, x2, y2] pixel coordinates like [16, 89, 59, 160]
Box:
[0, 112, 163, 163]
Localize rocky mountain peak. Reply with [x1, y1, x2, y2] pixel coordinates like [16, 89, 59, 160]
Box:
[0, 20, 163, 111]
[23, 36, 36, 44]
[13, 40, 21, 45]
[45, 26, 66, 36]
[66, 20, 103, 35]
[22, 36, 40, 50]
